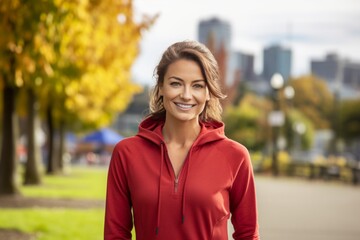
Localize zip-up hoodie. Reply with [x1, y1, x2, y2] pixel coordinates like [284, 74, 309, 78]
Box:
[104, 116, 259, 240]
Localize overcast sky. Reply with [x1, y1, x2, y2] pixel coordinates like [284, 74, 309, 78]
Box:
[132, 0, 360, 85]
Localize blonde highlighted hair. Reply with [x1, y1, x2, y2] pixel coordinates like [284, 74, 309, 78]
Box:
[149, 40, 226, 122]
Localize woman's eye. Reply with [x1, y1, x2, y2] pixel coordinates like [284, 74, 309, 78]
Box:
[170, 82, 181, 87]
[193, 84, 204, 89]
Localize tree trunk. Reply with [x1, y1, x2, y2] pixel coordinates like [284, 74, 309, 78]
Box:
[24, 88, 42, 185]
[46, 104, 56, 174]
[0, 84, 20, 195]
[57, 122, 65, 171]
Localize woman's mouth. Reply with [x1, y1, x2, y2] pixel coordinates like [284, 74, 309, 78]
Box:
[175, 103, 195, 110]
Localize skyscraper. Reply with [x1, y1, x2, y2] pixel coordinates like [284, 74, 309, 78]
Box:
[262, 45, 292, 82]
[197, 17, 239, 107]
[311, 53, 342, 83]
[198, 17, 231, 55]
[311, 53, 360, 99]
[231, 51, 255, 81]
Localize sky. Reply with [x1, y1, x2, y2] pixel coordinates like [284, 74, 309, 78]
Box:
[131, 0, 360, 85]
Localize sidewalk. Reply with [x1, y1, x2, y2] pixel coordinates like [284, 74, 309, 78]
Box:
[253, 176, 360, 240]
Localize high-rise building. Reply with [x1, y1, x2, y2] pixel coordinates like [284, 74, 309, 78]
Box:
[343, 63, 360, 90]
[198, 17, 231, 54]
[231, 51, 255, 81]
[311, 53, 360, 99]
[311, 53, 342, 83]
[197, 17, 239, 107]
[262, 45, 292, 82]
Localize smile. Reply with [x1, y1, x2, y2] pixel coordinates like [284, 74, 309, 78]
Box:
[174, 103, 195, 109]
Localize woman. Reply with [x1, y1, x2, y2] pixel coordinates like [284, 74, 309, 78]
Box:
[104, 40, 259, 240]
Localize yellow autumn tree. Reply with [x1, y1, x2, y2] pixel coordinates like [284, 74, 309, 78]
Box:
[37, 0, 156, 173]
[0, 0, 156, 193]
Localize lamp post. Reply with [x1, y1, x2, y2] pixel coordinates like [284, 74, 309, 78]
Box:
[270, 73, 284, 176]
[284, 85, 295, 151]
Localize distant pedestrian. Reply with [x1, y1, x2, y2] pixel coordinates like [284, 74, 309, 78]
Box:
[104, 40, 259, 240]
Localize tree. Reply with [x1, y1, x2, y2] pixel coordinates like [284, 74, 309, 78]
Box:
[286, 75, 334, 129]
[37, 0, 156, 173]
[0, 0, 57, 193]
[339, 99, 360, 141]
[224, 93, 272, 150]
[0, 0, 156, 194]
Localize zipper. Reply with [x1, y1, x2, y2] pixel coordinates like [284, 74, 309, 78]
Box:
[174, 177, 179, 193]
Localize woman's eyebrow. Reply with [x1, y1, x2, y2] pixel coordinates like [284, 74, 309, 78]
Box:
[168, 76, 205, 82]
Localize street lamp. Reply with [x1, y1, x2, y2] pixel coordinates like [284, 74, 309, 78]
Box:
[284, 86, 295, 102]
[270, 73, 284, 176]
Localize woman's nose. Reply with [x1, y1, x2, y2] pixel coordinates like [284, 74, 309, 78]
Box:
[180, 86, 192, 100]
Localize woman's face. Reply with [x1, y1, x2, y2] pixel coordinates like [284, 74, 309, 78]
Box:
[159, 59, 210, 123]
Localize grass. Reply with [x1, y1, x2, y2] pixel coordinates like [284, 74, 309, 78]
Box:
[0, 208, 105, 240]
[21, 167, 108, 199]
[0, 166, 111, 240]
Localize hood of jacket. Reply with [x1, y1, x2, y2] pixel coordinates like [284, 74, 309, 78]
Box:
[137, 115, 226, 146]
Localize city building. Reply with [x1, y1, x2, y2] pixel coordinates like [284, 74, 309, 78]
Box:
[311, 53, 342, 83]
[230, 51, 255, 81]
[311, 53, 360, 99]
[262, 44, 292, 82]
[198, 17, 231, 55]
[197, 17, 240, 107]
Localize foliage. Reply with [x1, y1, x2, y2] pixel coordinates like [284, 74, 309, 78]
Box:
[285, 109, 315, 150]
[34, 0, 156, 131]
[224, 93, 272, 150]
[0, 0, 156, 192]
[339, 98, 360, 140]
[286, 75, 334, 129]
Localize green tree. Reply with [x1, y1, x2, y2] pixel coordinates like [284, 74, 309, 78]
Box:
[339, 99, 360, 141]
[224, 93, 272, 150]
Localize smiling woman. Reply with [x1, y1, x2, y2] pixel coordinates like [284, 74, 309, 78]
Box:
[104, 40, 260, 240]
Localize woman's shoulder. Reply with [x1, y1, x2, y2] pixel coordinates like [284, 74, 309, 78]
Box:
[217, 137, 250, 155]
[212, 138, 252, 168]
[113, 135, 147, 151]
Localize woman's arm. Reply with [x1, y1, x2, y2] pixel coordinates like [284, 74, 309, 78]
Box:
[104, 146, 133, 240]
[230, 149, 260, 240]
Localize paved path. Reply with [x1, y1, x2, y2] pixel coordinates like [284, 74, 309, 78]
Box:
[235, 176, 360, 240]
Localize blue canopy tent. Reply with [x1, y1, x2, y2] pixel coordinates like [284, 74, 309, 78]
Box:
[76, 128, 124, 164]
[81, 128, 124, 146]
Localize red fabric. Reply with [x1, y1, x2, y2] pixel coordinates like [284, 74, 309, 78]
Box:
[104, 116, 259, 240]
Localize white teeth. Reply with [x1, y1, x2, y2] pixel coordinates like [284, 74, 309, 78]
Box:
[176, 103, 193, 109]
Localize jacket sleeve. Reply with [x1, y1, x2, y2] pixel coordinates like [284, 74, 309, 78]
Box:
[104, 144, 133, 240]
[230, 147, 260, 240]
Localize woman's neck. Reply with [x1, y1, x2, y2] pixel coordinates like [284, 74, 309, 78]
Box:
[162, 118, 201, 147]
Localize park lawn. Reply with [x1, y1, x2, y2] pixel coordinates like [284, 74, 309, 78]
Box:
[21, 166, 108, 199]
[0, 166, 139, 240]
[0, 208, 105, 240]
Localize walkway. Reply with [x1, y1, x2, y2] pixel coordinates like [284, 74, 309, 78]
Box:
[229, 176, 360, 240]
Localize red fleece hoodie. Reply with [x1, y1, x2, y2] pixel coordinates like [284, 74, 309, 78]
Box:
[104, 117, 259, 240]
